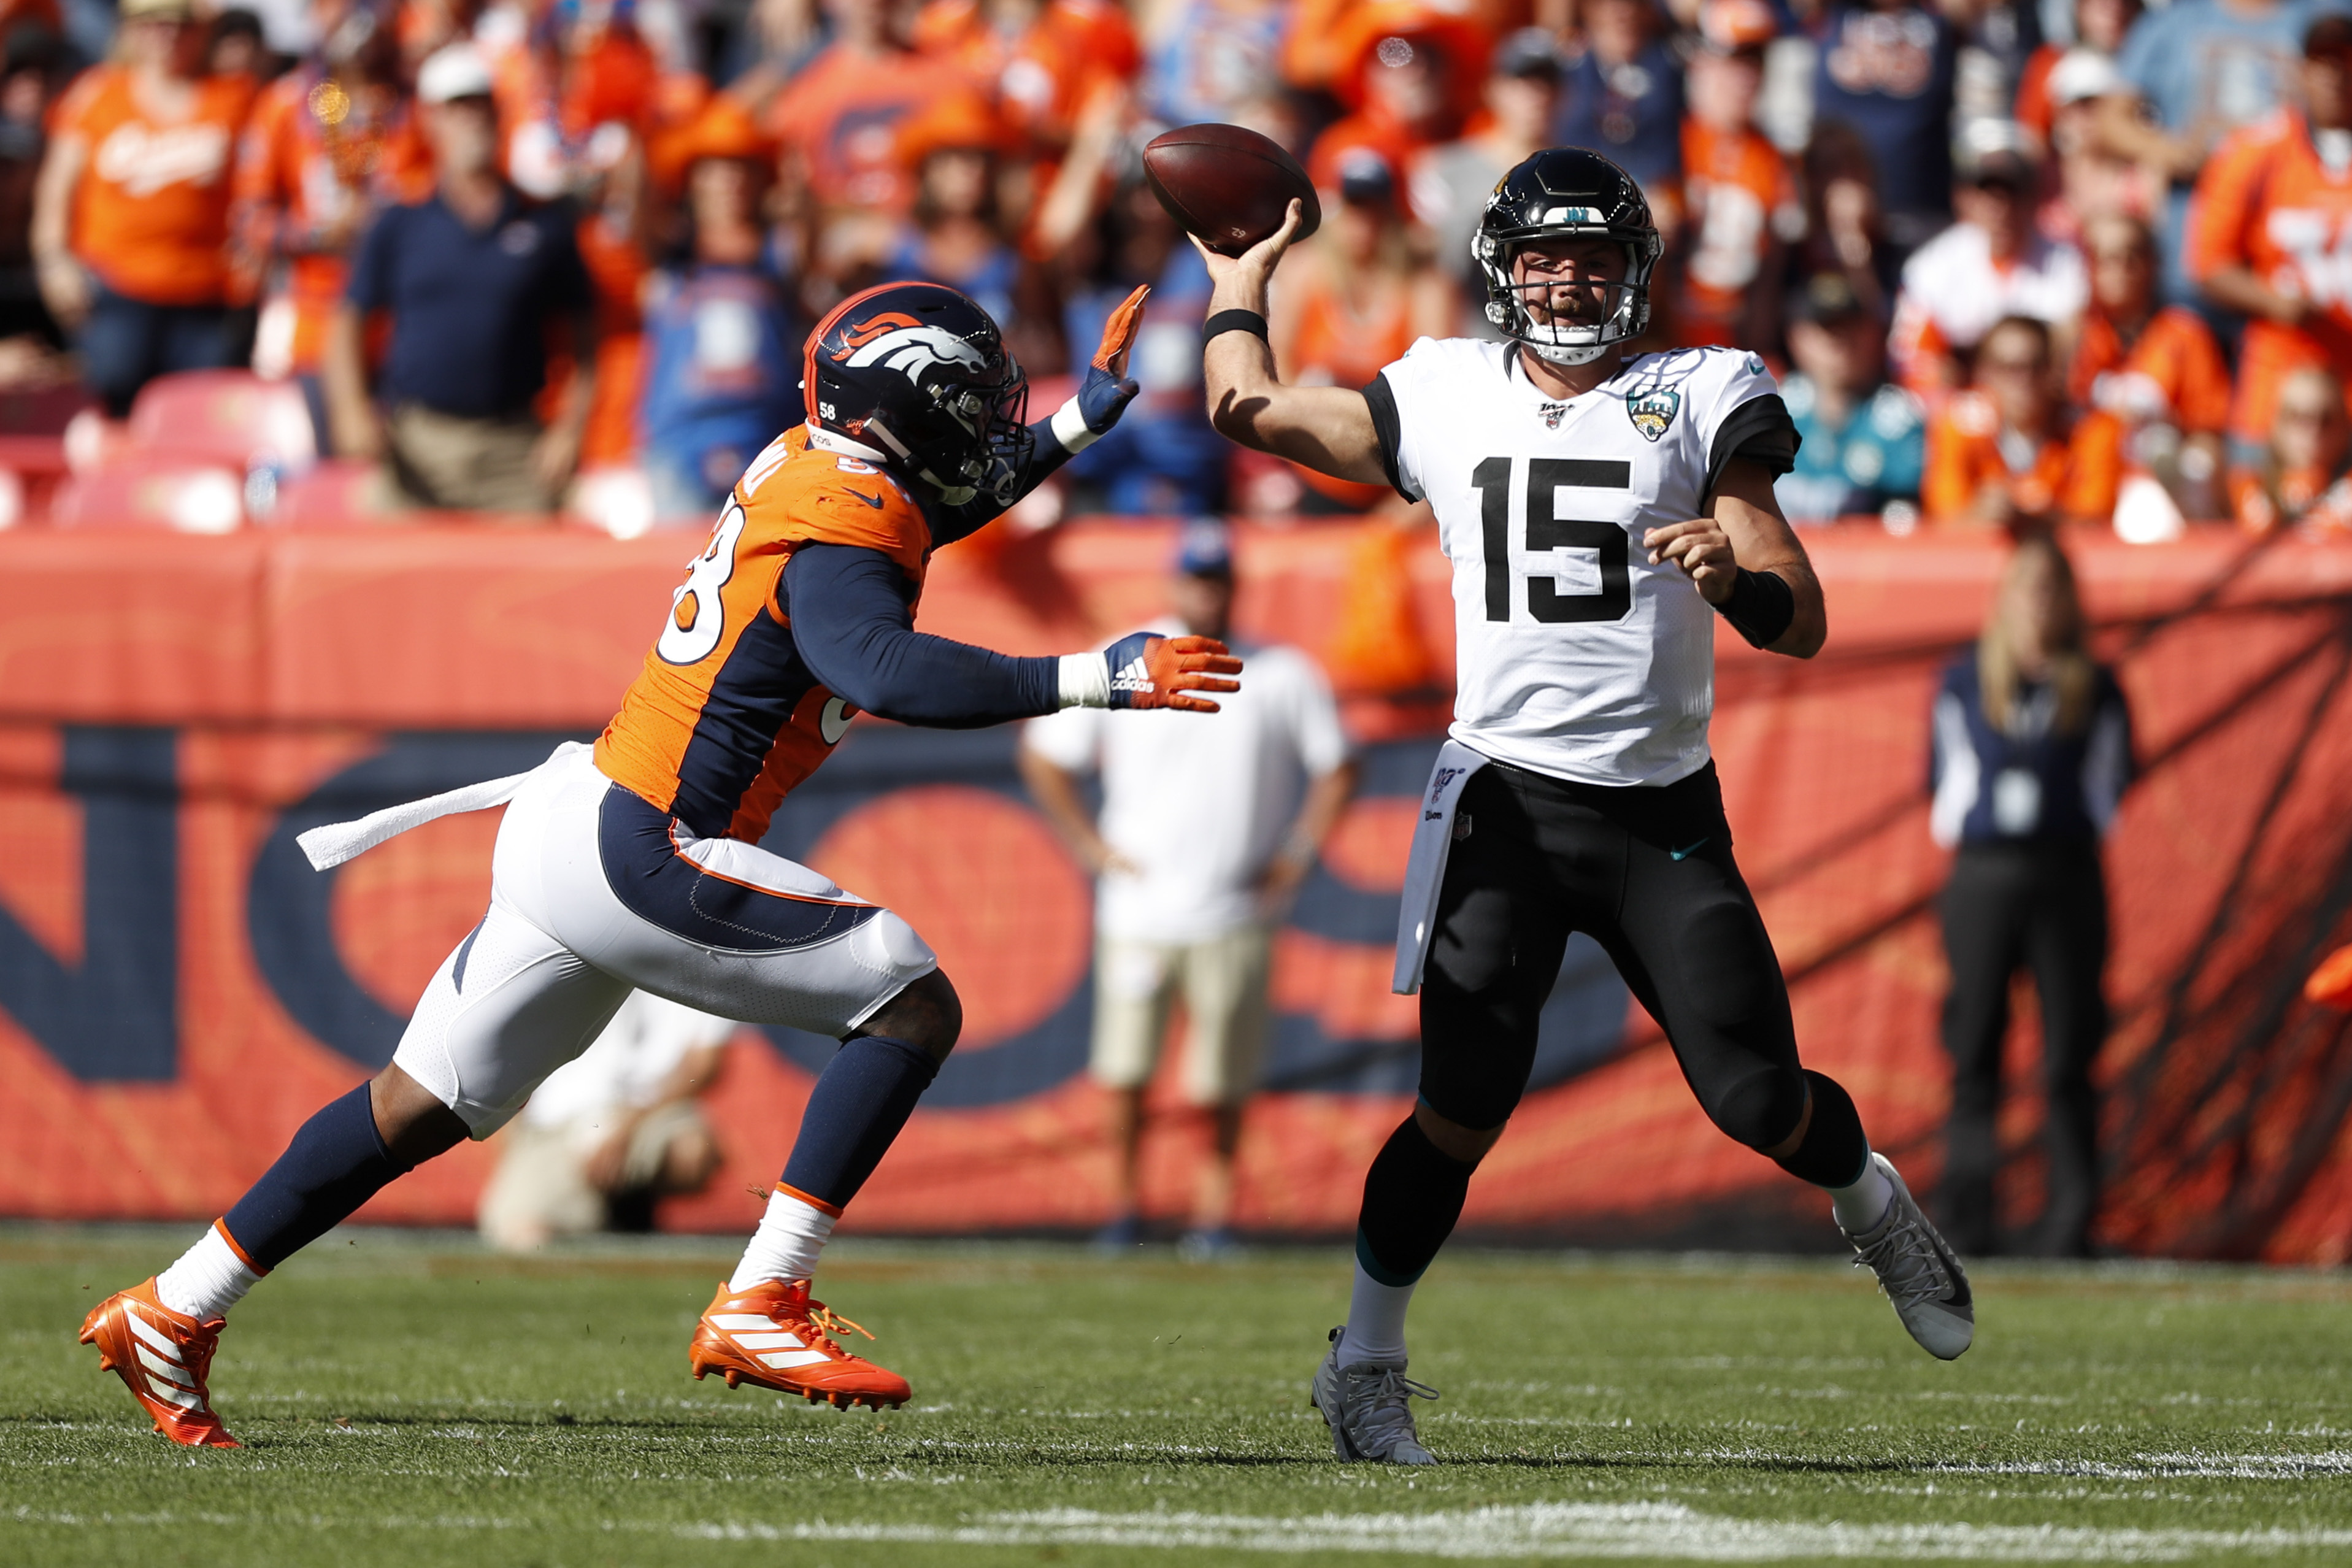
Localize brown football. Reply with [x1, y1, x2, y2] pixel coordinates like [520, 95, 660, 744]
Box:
[1142, 123, 1321, 258]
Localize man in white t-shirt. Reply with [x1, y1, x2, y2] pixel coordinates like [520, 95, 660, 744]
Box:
[478, 992, 734, 1250]
[1021, 521, 1359, 1256]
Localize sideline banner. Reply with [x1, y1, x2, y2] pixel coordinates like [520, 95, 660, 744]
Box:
[1, 523, 2350, 1259]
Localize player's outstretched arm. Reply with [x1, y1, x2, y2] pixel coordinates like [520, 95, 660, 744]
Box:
[1642, 458, 1827, 659]
[1195, 201, 1389, 486]
[783, 544, 1241, 727]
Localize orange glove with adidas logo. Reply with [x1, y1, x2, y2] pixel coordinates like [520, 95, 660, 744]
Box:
[1103, 629, 1242, 712]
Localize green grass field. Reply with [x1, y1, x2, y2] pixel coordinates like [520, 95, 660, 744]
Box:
[4, 1225, 2350, 1567]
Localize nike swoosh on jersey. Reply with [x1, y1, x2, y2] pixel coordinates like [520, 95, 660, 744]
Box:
[846, 489, 886, 510]
[819, 696, 853, 744]
[1670, 837, 1710, 860]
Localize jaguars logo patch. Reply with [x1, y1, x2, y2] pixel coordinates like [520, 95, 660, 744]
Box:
[1628, 388, 1680, 442]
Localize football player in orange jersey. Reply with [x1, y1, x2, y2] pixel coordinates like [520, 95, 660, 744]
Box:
[80, 280, 1243, 1447]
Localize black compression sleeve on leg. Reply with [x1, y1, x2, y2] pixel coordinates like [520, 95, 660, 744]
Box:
[778, 1035, 940, 1209]
[1354, 1112, 1478, 1286]
[220, 1083, 410, 1272]
[1773, 1069, 1872, 1188]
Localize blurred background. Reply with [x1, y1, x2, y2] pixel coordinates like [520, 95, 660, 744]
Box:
[2, 0, 2351, 1264]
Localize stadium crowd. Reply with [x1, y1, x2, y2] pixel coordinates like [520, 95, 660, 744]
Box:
[1, 0, 2348, 534]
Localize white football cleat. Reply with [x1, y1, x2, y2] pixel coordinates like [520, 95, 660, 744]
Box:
[1843, 1153, 1974, 1360]
[1310, 1327, 1439, 1464]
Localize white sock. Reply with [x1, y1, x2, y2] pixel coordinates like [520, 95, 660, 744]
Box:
[728, 1186, 838, 1291]
[1334, 1257, 1415, 1367]
[153, 1224, 261, 1321]
[1830, 1154, 1895, 1234]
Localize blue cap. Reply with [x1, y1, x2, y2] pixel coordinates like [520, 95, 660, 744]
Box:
[1176, 518, 1234, 577]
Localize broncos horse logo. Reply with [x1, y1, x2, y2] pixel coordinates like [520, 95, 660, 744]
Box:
[832, 314, 991, 384]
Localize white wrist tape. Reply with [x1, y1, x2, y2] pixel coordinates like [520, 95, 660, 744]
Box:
[1058, 651, 1111, 709]
[1051, 396, 1099, 454]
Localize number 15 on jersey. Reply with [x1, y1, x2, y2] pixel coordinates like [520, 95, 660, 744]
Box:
[1470, 455, 1633, 625]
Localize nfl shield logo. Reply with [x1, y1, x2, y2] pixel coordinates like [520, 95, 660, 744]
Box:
[1628, 388, 1680, 442]
[1539, 401, 1569, 429]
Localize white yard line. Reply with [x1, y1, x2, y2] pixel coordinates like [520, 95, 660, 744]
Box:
[16, 1499, 2352, 1560]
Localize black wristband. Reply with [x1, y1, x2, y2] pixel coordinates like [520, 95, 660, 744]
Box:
[1716, 567, 1795, 649]
[1202, 309, 1269, 343]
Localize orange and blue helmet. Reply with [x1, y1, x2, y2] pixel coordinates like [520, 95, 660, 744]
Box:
[802, 282, 1031, 502]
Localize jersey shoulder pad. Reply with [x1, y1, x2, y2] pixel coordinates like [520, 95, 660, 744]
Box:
[737, 425, 932, 573]
[1382, 334, 1506, 396]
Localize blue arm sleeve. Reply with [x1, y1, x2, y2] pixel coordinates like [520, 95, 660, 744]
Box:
[780, 543, 1062, 728]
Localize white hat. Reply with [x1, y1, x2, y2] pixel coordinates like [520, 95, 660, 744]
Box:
[417, 43, 495, 106]
[2046, 48, 2126, 108]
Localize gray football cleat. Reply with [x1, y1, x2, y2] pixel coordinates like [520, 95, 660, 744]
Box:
[1843, 1153, 1974, 1359]
[1310, 1327, 1439, 1464]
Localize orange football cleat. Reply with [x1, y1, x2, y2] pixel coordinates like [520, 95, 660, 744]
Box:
[80, 1279, 240, 1448]
[689, 1278, 910, 1410]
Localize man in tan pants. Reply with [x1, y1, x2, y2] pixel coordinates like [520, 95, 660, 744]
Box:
[1022, 522, 1358, 1256]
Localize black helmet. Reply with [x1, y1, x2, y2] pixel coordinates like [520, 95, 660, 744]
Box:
[1473, 148, 1662, 366]
[803, 282, 1032, 502]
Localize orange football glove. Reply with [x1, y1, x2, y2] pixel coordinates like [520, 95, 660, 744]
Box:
[1104, 630, 1243, 712]
[1094, 283, 1150, 377]
[2306, 944, 2352, 1010]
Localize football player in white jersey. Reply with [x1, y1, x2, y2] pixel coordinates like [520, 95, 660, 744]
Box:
[1196, 148, 1973, 1466]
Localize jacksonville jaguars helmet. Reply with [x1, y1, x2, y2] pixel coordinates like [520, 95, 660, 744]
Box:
[1473, 148, 1662, 366]
[803, 282, 1032, 502]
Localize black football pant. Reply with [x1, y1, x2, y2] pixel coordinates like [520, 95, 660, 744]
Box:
[1356, 759, 1869, 1286]
[1421, 759, 1850, 1148]
[1937, 842, 2108, 1258]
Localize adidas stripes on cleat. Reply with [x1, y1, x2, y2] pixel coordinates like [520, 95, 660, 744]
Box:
[80, 1278, 241, 1448]
[689, 1278, 911, 1410]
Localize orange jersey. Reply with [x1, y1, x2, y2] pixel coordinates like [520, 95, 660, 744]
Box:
[594, 427, 933, 843]
[911, 0, 1137, 145]
[770, 46, 955, 213]
[1923, 390, 2116, 525]
[1678, 118, 1796, 344]
[233, 71, 431, 372]
[53, 66, 257, 305]
[2064, 304, 2232, 436]
[2187, 110, 2352, 442]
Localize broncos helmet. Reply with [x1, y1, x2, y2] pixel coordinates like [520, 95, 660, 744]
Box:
[1473, 148, 1662, 366]
[804, 282, 1032, 502]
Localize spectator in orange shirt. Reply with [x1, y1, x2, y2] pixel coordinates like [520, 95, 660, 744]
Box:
[31, 0, 258, 417]
[2229, 366, 2352, 536]
[886, 93, 1028, 349]
[1306, 3, 1488, 207]
[2013, 0, 2139, 153]
[766, 0, 951, 218]
[2068, 212, 2229, 518]
[234, 1, 430, 425]
[2189, 15, 2352, 461]
[1924, 315, 2113, 532]
[912, 0, 1139, 154]
[1676, 0, 1797, 350]
[1269, 149, 1456, 511]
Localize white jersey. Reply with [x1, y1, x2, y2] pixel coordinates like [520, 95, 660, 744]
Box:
[1369, 337, 1796, 787]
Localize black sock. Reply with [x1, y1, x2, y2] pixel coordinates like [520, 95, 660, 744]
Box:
[1354, 1112, 1478, 1286]
[1774, 1069, 1872, 1188]
[220, 1083, 410, 1272]
[779, 1035, 939, 1209]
